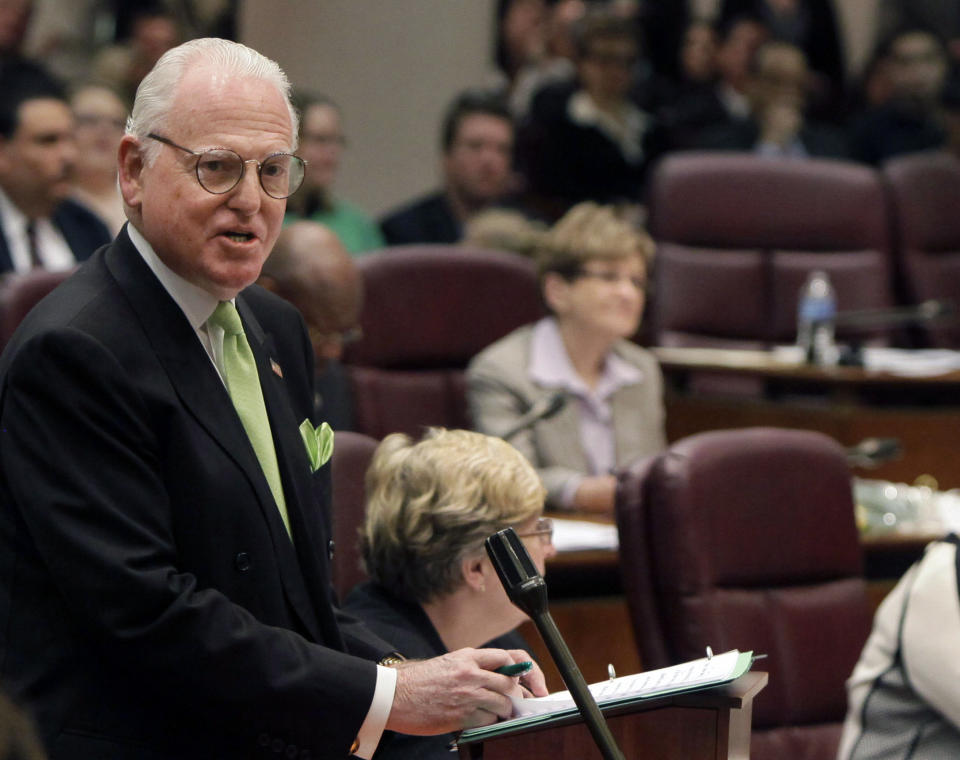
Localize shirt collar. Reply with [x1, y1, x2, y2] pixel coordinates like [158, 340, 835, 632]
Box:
[127, 223, 223, 329]
[567, 90, 649, 163]
[528, 317, 642, 401]
[0, 186, 30, 238]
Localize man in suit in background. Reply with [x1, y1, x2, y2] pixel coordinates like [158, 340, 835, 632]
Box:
[258, 220, 362, 430]
[379, 89, 515, 245]
[0, 63, 110, 274]
[0, 38, 542, 760]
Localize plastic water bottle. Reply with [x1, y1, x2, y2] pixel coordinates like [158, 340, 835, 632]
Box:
[796, 270, 838, 365]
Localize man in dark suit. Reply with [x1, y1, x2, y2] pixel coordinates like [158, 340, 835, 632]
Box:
[379, 90, 515, 245]
[0, 38, 542, 760]
[0, 63, 110, 274]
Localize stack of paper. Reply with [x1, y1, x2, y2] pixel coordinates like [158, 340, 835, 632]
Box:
[510, 649, 748, 718]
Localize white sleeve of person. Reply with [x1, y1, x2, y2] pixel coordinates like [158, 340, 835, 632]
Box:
[901, 540, 960, 730]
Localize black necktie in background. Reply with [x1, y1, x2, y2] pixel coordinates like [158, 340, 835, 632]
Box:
[25, 221, 41, 269]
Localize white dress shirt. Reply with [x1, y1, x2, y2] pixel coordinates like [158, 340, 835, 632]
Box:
[0, 186, 76, 273]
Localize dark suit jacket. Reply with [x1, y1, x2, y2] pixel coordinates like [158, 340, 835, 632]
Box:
[696, 116, 849, 159]
[0, 228, 393, 759]
[0, 198, 111, 274]
[379, 192, 460, 246]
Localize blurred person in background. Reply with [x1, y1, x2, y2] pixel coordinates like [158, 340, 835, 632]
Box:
[849, 28, 949, 165]
[344, 427, 554, 760]
[285, 93, 384, 256]
[506, 0, 585, 119]
[518, 8, 665, 219]
[878, 0, 960, 70]
[258, 220, 363, 430]
[90, 6, 179, 107]
[719, 0, 845, 119]
[663, 13, 769, 149]
[468, 202, 665, 514]
[69, 83, 127, 235]
[380, 89, 515, 245]
[494, 0, 548, 93]
[0, 0, 31, 61]
[0, 65, 110, 273]
[697, 40, 847, 158]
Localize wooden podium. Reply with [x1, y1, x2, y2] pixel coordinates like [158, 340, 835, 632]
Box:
[456, 671, 767, 760]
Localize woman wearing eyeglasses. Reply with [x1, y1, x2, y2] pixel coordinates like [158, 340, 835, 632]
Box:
[342, 427, 555, 759]
[467, 201, 666, 515]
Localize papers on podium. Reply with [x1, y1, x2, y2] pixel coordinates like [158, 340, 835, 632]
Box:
[460, 649, 754, 742]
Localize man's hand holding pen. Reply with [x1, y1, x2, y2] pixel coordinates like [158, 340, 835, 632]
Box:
[385, 648, 548, 734]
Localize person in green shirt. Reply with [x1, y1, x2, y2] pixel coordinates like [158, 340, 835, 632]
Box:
[285, 93, 384, 256]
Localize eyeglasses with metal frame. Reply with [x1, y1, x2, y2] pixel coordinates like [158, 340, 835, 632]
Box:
[515, 517, 554, 544]
[146, 132, 306, 199]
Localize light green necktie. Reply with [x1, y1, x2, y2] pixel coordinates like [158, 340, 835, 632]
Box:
[209, 301, 291, 537]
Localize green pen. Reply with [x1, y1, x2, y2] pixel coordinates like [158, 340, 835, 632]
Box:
[495, 661, 532, 676]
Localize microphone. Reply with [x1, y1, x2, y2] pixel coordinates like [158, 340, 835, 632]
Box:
[831, 299, 955, 330]
[845, 437, 902, 469]
[485, 528, 626, 760]
[500, 391, 567, 442]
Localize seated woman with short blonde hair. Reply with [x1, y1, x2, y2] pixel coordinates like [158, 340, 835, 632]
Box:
[343, 427, 555, 759]
[467, 201, 666, 514]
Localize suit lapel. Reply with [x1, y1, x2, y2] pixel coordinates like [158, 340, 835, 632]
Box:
[103, 234, 327, 643]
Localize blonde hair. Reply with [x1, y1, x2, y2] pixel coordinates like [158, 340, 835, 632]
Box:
[462, 208, 547, 258]
[361, 428, 545, 603]
[535, 201, 654, 281]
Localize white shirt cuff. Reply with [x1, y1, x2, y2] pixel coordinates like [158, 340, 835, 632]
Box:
[352, 664, 397, 759]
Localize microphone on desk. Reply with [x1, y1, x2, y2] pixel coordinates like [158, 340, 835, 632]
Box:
[845, 437, 902, 469]
[500, 391, 567, 442]
[485, 528, 626, 760]
[831, 299, 956, 330]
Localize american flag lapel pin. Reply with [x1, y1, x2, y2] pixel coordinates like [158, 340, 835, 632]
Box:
[270, 358, 283, 378]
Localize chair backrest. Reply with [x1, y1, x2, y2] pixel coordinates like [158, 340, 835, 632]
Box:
[882, 151, 960, 347]
[616, 427, 874, 760]
[329, 430, 379, 600]
[646, 153, 894, 349]
[343, 245, 543, 439]
[0, 268, 74, 354]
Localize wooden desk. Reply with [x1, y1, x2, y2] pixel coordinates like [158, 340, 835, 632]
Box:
[458, 672, 767, 760]
[654, 346, 960, 489]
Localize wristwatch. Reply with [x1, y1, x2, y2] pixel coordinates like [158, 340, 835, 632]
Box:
[378, 653, 406, 668]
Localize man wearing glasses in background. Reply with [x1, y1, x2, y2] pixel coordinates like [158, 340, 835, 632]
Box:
[0, 38, 544, 760]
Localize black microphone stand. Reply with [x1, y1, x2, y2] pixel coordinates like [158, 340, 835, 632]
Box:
[486, 528, 626, 760]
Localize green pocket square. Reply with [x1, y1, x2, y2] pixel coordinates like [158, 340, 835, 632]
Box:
[299, 419, 334, 472]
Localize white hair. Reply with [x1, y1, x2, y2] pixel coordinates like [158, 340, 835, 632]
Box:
[126, 37, 300, 165]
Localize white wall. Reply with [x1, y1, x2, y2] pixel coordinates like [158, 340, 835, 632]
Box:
[240, 0, 498, 218]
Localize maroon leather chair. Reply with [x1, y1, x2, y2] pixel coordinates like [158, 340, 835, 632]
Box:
[342, 245, 543, 439]
[616, 427, 873, 760]
[883, 152, 960, 347]
[0, 268, 74, 354]
[646, 154, 895, 350]
[329, 430, 379, 600]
